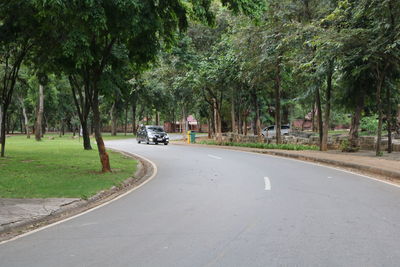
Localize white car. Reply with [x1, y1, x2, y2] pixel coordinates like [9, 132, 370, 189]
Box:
[262, 125, 290, 138]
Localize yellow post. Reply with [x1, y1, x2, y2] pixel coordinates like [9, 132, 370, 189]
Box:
[187, 131, 191, 144]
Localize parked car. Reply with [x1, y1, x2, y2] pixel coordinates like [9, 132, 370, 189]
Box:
[262, 125, 291, 138]
[137, 125, 169, 145]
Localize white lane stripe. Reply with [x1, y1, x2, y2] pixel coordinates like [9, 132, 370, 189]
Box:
[208, 154, 222, 160]
[264, 177, 271, 190]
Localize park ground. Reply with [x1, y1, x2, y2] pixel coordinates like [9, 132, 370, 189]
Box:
[0, 133, 138, 199]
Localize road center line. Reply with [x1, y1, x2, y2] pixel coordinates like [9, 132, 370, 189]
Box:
[264, 177, 271, 190]
[208, 154, 222, 160]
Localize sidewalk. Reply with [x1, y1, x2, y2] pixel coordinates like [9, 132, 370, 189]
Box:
[0, 198, 80, 233]
[174, 141, 400, 183]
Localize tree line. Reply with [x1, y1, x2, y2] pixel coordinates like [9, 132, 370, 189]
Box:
[1, 0, 399, 173]
[141, 0, 400, 155]
[0, 0, 263, 172]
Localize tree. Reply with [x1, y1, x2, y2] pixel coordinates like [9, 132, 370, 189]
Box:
[33, 0, 264, 172]
[0, 0, 37, 156]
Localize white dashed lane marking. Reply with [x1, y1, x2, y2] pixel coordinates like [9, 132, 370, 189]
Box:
[264, 177, 271, 190]
[208, 154, 222, 160]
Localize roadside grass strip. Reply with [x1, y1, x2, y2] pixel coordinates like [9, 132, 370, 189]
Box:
[0, 135, 137, 199]
[198, 140, 319, 151]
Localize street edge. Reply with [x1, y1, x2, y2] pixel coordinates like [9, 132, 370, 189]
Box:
[173, 142, 400, 186]
[0, 148, 158, 244]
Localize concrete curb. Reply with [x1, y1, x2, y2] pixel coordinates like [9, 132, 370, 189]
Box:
[0, 150, 155, 242]
[173, 142, 400, 182]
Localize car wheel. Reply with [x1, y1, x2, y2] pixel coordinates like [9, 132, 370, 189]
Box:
[164, 142, 168, 145]
[137, 139, 141, 144]
[155, 142, 158, 145]
[146, 138, 149, 144]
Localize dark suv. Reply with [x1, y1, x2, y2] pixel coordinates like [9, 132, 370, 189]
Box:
[137, 125, 169, 145]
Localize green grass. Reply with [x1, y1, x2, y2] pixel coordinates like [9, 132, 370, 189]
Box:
[310, 130, 375, 137]
[0, 135, 137, 198]
[97, 132, 137, 141]
[34, 132, 136, 141]
[198, 140, 319, 151]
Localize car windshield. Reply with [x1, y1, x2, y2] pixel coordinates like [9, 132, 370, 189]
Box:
[147, 127, 164, 132]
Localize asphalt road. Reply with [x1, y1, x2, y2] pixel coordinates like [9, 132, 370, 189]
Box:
[1, 139, 400, 266]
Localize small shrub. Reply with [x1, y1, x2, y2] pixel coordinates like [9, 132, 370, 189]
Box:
[360, 116, 378, 135]
[340, 139, 359, 152]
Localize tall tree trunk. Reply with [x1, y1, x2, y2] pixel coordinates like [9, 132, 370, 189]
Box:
[386, 85, 393, 153]
[35, 84, 44, 141]
[210, 106, 215, 137]
[274, 56, 282, 144]
[124, 104, 128, 136]
[376, 67, 387, 156]
[155, 110, 160, 125]
[182, 106, 187, 140]
[110, 102, 117, 136]
[172, 109, 176, 132]
[238, 108, 242, 134]
[131, 96, 137, 134]
[311, 101, 317, 132]
[59, 121, 63, 137]
[231, 91, 236, 133]
[213, 98, 222, 143]
[6, 115, 10, 134]
[322, 61, 334, 151]
[81, 120, 91, 150]
[376, 94, 383, 156]
[348, 94, 364, 151]
[19, 97, 30, 138]
[243, 114, 248, 136]
[251, 87, 261, 138]
[282, 105, 289, 125]
[9, 116, 14, 134]
[69, 76, 92, 150]
[91, 88, 111, 173]
[207, 118, 212, 138]
[20, 113, 23, 134]
[396, 104, 400, 135]
[181, 109, 184, 134]
[315, 86, 323, 150]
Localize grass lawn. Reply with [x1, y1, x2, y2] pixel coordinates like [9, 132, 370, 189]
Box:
[97, 132, 137, 141]
[0, 134, 137, 199]
[37, 132, 137, 141]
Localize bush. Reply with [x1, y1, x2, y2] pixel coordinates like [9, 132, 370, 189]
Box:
[360, 116, 378, 135]
[198, 140, 319, 151]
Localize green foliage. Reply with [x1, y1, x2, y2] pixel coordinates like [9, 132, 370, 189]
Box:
[340, 139, 359, 152]
[360, 116, 378, 135]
